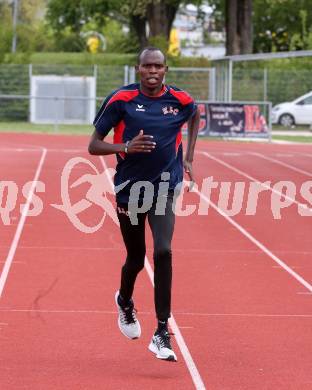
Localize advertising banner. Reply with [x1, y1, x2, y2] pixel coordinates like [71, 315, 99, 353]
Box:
[182, 103, 209, 135]
[208, 103, 268, 137]
[182, 102, 269, 138]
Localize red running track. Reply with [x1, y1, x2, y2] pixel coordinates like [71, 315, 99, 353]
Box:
[0, 133, 312, 389]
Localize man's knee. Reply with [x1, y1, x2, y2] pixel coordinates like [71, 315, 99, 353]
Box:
[124, 251, 146, 273]
[154, 247, 172, 264]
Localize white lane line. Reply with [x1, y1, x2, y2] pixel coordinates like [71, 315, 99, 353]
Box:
[99, 156, 205, 390]
[0, 309, 150, 315]
[0, 148, 40, 152]
[0, 149, 47, 298]
[1, 245, 312, 255]
[1, 308, 312, 318]
[199, 151, 306, 209]
[0, 261, 26, 265]
[144, 259, 205, 390]
[175, 312, 312, 318]
[275, 154, 294, 158]
[249, 152, 312, 177]
[297, 292, 312, 295]
[301, 153, 312, 158]
[0, 245, 122, 251]
[45, 148, 86, 153]
[0, 147, 85, 153]
[192, 184, 312, 294]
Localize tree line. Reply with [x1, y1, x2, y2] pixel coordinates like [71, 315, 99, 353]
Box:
[0, 0, 312, 56]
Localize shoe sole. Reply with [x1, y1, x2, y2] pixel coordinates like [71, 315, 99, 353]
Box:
[148, 342, 177, 362]
[115, 291, 141, 340]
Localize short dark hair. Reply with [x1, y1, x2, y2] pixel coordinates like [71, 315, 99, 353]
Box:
[137, 46, 166, 64]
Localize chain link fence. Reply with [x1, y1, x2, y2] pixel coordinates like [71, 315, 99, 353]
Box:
[214, 52, 312, 106]
[1, 61, 312, 125]
[0, 64, 213, 125]
[232, 67, 312, 105]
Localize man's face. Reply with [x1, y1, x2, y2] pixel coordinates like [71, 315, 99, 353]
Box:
[136, 50, 168, 89]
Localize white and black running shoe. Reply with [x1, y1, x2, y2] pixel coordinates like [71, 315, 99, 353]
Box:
[115, 291, 141, 339]
[148, 329, 177, 362]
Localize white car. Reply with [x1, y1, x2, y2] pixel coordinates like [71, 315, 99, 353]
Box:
[271, 91, 312, 126]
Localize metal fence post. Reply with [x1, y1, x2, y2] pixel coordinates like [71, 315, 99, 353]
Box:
[124, 65, 129, 85]
[228, 59, 233, 102]
[28, 64, 32, 122]
[93, 64, 98, 114]
[12, 0, 19, 53]
[209, 67, 216, 101]
[264, 67, 268, 102]
[268, 101, 272, 143]
[54, 97, 59, 132]
[129, 67, 136, 84]
[93, 64, 98, 88]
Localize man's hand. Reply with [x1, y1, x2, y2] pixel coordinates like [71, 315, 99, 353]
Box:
[127, 130, 156, 154]
[183, 159, 195, 191]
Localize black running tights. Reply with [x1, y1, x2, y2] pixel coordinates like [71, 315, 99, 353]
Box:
[117, 196, 175, 321]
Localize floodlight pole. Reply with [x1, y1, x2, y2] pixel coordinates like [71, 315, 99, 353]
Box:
[12, 0, 19, 53]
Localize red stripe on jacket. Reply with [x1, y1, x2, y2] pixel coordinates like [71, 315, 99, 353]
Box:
[169, 88, 193, 106]
[175, 131, 182, 155]
[114, 120, 126, 159]
[106, 89, 139, 108]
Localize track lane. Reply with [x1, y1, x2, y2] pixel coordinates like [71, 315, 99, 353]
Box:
[196, 151, 312, 277]
[166, 144, 312, 389]
[1, 133, 312, 389]
[0, 150, 197, 390]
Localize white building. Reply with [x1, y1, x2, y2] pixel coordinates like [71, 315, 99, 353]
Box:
[173, 3, 212, 47]
[173, 3, 225, 58]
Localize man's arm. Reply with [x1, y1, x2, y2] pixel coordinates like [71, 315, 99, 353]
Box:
[183, 106, 200, 184]
[88, 129, 156, 155]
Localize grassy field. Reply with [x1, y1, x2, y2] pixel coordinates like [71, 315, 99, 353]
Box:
[0, 122, 92, 135]
[0, 122, 311, 143]
[272, 135, 312, 143]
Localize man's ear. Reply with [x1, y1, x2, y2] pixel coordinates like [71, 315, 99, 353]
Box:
[165, 65, 169, 73]
[135, 65, 139, 73]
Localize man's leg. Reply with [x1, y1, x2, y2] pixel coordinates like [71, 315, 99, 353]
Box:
[147, 195, 177, 361]
[115, 205, 147, 339]
[117, 205, 147, 303]
[147, 195, 175, 322]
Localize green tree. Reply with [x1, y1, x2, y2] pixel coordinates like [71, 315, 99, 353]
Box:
[0, 2, 13, 60]
[46, 0, 202, 51]
[47, 0, 119, 33]
[209, 0, 253, 55]
[210, 0, 312, 54]
[19, 0, 45, 24]
[0, 0, 54, 55]
[124, 0, 182, 50]
[225, 0, 252, 54]
[253, 0, 312, 52]
[289, 10, 312, 50]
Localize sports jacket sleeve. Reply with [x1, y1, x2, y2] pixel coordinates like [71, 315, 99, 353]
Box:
[93, 92, 124, 137]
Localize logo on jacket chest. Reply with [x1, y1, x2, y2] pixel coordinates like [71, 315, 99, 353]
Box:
[136, 104, 145, 112]
[162, 106, 179, 116]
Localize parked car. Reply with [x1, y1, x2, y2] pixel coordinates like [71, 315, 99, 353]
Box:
[271, 91, 312, 126]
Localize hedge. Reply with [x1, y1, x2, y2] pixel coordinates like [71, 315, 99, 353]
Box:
[3, 51, 211, 68]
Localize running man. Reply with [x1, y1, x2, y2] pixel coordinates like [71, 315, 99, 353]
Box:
[88, 47, 200, 362]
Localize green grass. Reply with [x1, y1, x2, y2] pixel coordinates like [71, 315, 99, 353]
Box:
[272, 124, 311, 131]
[4, 52, 211, 67]
[1, 122, 312, 143]
[0, 121, 92, 135]
[5, 52, 137, 66]
[272, 135, 312, 143]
